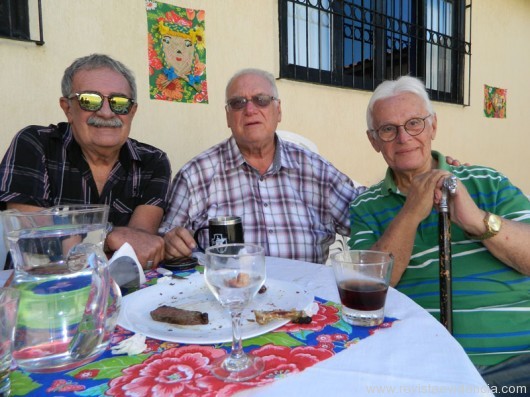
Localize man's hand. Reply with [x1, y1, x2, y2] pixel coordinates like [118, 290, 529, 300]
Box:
[445, 156, 470, 167]
[163, 227, 197, 259]
[106, 227, 165, 269]
[405, 169, 452, 221]
[445, 179, 485, 236]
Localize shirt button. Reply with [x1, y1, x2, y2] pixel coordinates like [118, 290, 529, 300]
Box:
[268, 229, 274, 234]
[259, 177, 264, 182]
[264, 203, 268, 207]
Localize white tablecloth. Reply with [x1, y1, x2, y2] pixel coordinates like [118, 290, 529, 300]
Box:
[238, 256, 494, 397]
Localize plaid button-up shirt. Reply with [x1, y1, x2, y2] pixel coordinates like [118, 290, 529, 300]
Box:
[160, 136, 364, 264]
[0, 123, 171, 226]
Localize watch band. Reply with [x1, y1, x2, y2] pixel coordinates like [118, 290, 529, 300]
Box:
[466, 212, 501, 241]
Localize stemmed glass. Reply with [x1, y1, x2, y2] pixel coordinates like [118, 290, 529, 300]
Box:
[204, 243, 266, 382]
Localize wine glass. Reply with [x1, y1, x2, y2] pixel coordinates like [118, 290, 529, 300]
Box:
[204, 243, 266, 382]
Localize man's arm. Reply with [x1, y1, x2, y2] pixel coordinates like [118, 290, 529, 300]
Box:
[105, 147, 172, 268]
[447, 179, 530, 275]
[7, 203, 166, 269]
[105, 204, 165, 268]
[6, 203, 41, 212]
[160, 170, 198, 259]
[367, 169, 451, 286]
[0, 127, 55, 208]
[480, 218, 530, 275]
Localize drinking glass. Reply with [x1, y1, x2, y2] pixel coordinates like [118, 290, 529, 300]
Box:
[0, 288, 20, 396]
[331, 250, 393, 326]
[204, 243, 266, 382]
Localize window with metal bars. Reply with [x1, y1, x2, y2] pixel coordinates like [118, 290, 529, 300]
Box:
[0, 0, 44, 45]
[279, 0, 471, 105]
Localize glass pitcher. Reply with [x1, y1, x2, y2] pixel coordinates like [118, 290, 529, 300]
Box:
[1, 205, 121, 373]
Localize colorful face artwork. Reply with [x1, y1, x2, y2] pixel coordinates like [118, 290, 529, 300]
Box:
[147, 1, 208, 104]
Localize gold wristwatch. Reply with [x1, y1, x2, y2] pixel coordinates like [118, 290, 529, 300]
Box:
[469, 212, 502, 240]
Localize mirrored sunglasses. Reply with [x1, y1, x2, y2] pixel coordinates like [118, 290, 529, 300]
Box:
[68, 91, 135, 115]
[226, 95, 277, 111]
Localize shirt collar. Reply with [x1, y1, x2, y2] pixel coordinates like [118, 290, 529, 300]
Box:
[121, 139, 142, 165]
[224, 135, 296, 174]
[62, 123, 84, 166]
[276, 134, 299, 171]
[224, 136, 246, 170]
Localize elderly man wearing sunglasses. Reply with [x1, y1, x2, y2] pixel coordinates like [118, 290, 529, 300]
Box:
[0, 54, 171, 269]
[160, 68, 364, 264]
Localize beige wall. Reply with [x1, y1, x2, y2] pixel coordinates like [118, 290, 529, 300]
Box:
[1, 0, 529, 192]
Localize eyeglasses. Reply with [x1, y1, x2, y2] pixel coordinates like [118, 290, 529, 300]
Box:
[372, 114, 432, 142]
[67, 91, 135, 115]
[226, 95, 278, 111]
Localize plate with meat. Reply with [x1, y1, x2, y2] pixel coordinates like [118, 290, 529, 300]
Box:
[117, 272, 314, 344]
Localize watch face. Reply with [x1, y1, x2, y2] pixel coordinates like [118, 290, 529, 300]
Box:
[488, 214, 502, 232]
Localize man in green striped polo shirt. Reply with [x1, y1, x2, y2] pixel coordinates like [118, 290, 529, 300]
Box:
[349, 76, 530, 391]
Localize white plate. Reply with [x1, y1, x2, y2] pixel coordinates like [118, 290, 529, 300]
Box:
[117, 273, 313, 344]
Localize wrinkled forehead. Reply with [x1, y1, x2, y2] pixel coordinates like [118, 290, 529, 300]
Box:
[72, 68, 132, 96]
[372, 92, 428, 120]
[227, 74, 274, 98]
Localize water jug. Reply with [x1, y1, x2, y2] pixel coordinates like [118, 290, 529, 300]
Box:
[1, 205, 121, 373]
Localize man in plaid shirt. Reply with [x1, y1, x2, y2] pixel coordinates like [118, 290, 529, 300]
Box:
[160, 68, 363, 264]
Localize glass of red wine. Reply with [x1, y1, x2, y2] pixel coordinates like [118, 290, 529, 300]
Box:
[330, 250, 394, 327]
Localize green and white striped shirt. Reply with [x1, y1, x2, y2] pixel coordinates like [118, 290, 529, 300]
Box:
[349, 151, 530, 366]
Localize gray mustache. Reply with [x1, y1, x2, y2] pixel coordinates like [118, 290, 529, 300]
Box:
[87, 116, 123, 128]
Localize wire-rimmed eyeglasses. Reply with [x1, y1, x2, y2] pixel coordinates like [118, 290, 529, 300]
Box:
[225, 95, 278, 111]
[371, 114, 432, 142]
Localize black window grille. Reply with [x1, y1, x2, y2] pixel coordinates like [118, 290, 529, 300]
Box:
[0, 0, 44, 45]
[279, 0, 471, 105]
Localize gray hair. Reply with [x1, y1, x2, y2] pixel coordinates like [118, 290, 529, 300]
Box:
[225, 68, 279, 101]
[61, 54, 137, 100]
[366, 76, 434, 131]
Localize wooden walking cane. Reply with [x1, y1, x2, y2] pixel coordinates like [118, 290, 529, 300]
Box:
[439, 175, 457, 334]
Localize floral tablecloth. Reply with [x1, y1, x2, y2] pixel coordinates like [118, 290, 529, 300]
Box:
[10, 271, 397, 397]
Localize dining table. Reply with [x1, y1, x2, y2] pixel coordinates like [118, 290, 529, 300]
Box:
[6, 255, 494, 397]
